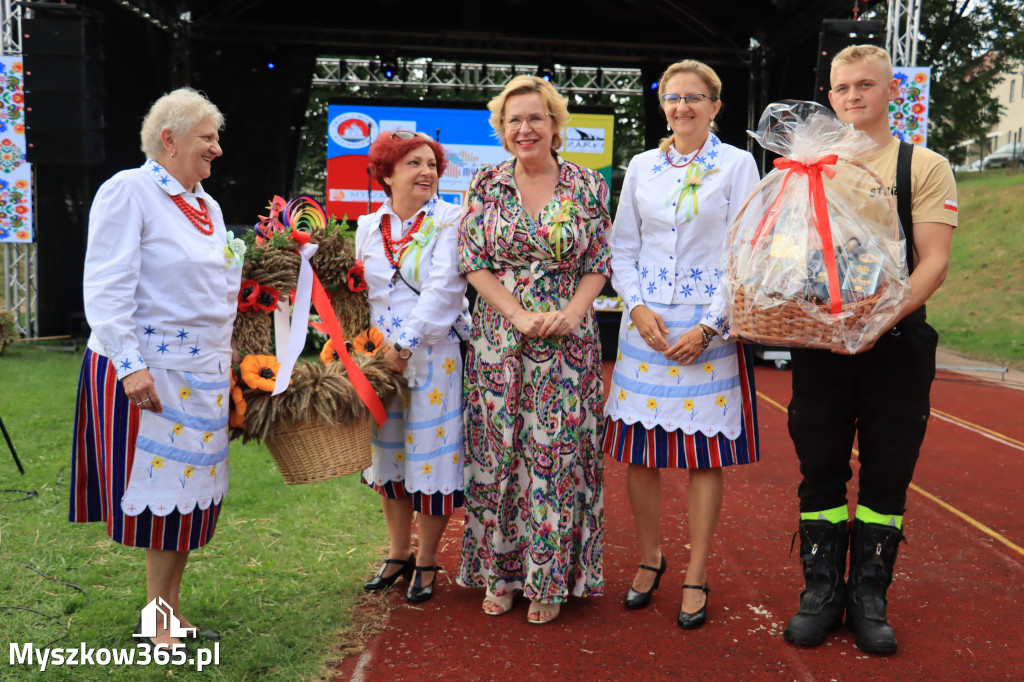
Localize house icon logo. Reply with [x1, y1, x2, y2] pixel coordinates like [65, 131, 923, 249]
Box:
[134, 597, 197, 639]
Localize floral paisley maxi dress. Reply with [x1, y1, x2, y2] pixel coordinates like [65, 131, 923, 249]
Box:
[456, 157, 611, 602]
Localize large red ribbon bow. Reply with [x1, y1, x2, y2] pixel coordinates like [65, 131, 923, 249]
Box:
[750, 154, 842, 315]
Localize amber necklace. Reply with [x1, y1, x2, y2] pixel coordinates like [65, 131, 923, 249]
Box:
[380, 212, 426, 268]
[665, 135, 709, 169]
[171, 194, 214, 235]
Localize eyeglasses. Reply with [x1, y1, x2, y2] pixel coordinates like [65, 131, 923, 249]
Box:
[502, 113, 552, 131]
[661, 93, 717, 105]
[391, 130, 434, 141]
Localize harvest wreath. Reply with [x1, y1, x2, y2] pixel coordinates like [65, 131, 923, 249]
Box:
[227, 195, 405, 484]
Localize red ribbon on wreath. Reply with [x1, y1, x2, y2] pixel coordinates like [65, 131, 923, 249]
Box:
[290, 229, 387, 426]
[750, 154, 843, 315]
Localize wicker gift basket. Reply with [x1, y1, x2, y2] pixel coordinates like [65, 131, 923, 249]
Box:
[228, 196, 404, 484]
[722, 101, 911, 354]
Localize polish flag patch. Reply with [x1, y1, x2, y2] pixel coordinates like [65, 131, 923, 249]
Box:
[944, 199, 958, 212]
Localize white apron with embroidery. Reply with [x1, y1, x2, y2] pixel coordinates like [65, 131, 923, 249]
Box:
[121, 368, 230, 516]
[355, 196, 470, 496]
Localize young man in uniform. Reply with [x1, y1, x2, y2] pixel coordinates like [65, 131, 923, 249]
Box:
[782, 45, 958, 654]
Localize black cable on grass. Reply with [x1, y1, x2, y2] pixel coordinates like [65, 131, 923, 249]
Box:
[26, 564, 92, 604]
[0, 605, 70, 650]
[0, 488, 38, 502]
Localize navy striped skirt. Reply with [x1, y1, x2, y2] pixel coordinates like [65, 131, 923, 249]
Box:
[367, 479, 464, 516]
[69, 349, 221, 550]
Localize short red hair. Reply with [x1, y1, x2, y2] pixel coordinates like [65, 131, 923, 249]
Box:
[368, 130, 448, 198]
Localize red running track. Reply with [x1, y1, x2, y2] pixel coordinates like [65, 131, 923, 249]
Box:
[333, 363, 1024, 681]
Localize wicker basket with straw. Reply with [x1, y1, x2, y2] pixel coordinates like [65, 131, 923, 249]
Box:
[228, 196, 404, 484]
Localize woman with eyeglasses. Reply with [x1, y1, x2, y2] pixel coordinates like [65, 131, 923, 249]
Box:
[602, 59, 761, 629]
[355, 129, 471, 603]
[456, 75, 611, 624]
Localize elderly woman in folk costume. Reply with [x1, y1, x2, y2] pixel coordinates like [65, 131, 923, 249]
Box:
[602, 60, 761, 629]
[354, 130, 471, 603]
[70, 88, 238, 647]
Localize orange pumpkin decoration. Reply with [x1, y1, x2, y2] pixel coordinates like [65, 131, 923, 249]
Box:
[352, 327, 386, 356]
[239, 354, 284, 392]
[320, 339, 339, 365]
[228, 370, 247, 428]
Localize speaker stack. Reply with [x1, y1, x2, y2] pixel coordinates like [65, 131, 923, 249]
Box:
[813, 20, 885, 105]
[23, 12, 105, 166]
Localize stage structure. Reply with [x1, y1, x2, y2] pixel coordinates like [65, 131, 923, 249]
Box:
[314, 59, 643, 96]
[886, 0, 921, 67]
[0, 0, 34, 338]
[885, 0, 928, 147]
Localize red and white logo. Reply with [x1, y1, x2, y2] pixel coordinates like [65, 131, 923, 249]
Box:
[944, 199, 958, 212]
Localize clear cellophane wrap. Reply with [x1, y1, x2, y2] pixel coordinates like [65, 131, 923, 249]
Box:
[722, 101, 911, 354]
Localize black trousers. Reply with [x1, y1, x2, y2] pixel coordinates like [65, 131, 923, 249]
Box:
[787, 321, 938, 516]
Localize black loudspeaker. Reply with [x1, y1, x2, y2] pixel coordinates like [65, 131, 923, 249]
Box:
[813, 20, 885, 105]
[23, 13, 105, 165]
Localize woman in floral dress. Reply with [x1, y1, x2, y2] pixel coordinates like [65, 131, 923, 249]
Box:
[457, 76, 611, 624]
[602, 60, 761, 629]
[355, 130, 470, 603]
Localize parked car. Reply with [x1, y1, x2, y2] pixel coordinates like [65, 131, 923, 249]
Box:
[981, 142, 1024, 169]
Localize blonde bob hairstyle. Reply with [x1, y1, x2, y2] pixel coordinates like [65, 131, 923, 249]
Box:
[657, 59, 722, 153]
[487, 75, 571, 153]
[830, 44, 893, 82]
[140, 87, 225, 160]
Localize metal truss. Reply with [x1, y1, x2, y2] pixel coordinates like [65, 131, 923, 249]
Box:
[3, 243, 37, 337]
[313, 58, 645, 96]
[1, 0, 34, 337]
[886, 0, 921, 66]
[1, 0, 20, 54]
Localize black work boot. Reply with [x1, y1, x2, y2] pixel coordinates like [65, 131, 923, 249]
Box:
[783, 519, 849, 647]
[846, 518, 904, 654]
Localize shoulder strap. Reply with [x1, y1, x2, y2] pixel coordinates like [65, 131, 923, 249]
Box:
[896, 139, 927, 324]
[896, 140, 914, 273]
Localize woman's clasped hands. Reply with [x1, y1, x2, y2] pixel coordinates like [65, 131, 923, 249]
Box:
[510, 307, 584, 339]
[631, 305, 708, 366]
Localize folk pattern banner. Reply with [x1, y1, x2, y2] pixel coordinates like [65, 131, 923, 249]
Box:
[0, 56, 32, 243]
[889, 66, 931, 148]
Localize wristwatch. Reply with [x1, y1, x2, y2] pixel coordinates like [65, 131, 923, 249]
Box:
[393, 342, 412, 360]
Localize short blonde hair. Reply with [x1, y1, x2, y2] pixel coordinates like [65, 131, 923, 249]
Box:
[656, 60, 722, 153]
[831, 44, 893, 83]
[140, 87, 224, 160]
[487, 75, 571, 153]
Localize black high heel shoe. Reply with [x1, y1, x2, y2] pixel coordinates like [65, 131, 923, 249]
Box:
[624, 554, 668, 609]
[677, 583, 710, 629]
[406, 565, 441, 604]
[364, 554, 415, 591]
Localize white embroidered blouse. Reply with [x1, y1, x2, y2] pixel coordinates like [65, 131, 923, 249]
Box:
[83, 160, 242, 380]
[609, 135, 760, 334]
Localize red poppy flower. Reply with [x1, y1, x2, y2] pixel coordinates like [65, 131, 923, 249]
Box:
[237, 280, 260, 311]
[252, 285, 280, 313]
[347, 260, 367, 292]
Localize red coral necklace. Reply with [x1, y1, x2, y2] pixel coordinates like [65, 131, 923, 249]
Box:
[380, 212, 425, 268]
[171, 194, 215, 235]
[665, 135, 709, 169]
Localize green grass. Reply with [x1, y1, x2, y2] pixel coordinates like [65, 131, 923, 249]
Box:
[928, 168, 1024, 369]
[1, 343, 388, 680]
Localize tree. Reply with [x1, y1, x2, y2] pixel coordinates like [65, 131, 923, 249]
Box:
[878, 0, 1024, 161]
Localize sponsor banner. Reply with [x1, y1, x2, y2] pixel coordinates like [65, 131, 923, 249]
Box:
[326, 102, 614, 221]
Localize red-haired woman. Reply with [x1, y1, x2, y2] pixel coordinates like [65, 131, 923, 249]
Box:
[354, 130, 470, 603]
